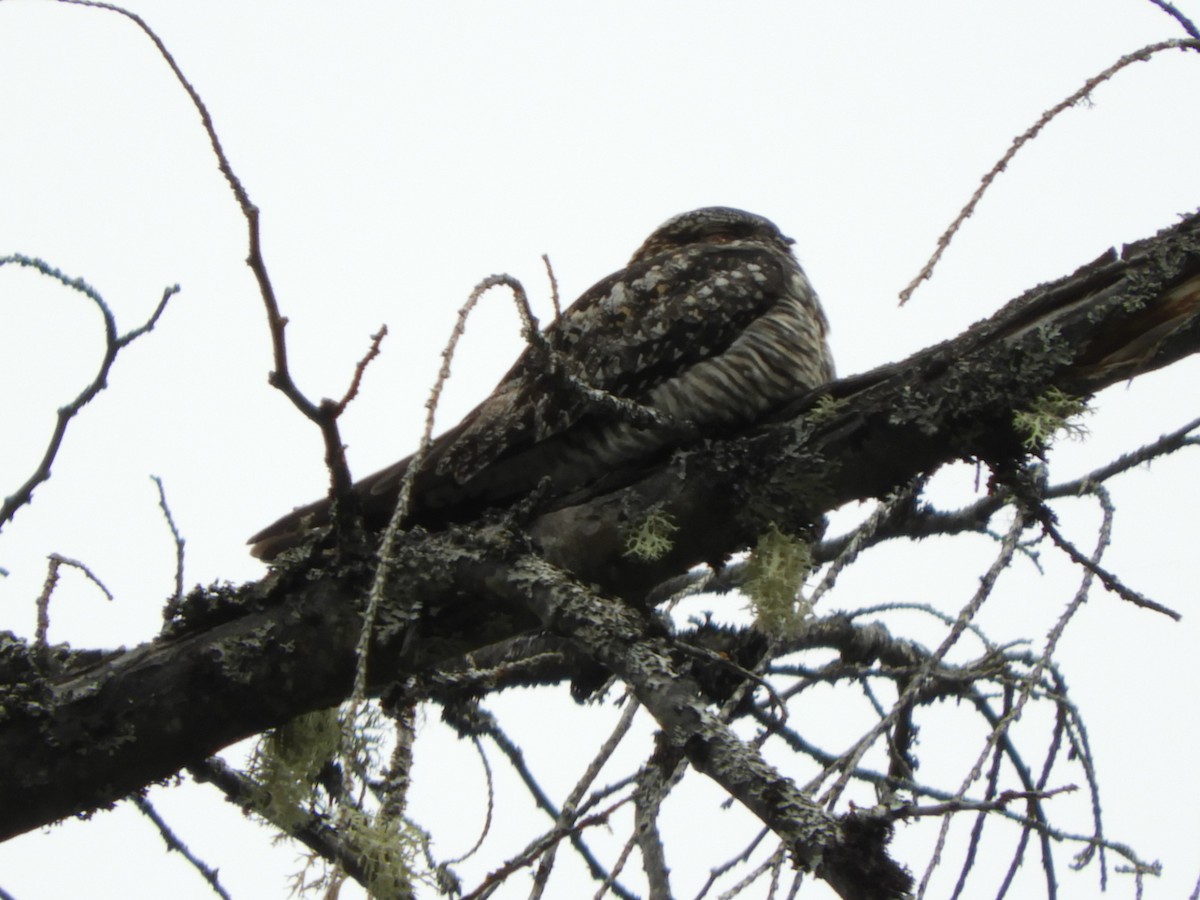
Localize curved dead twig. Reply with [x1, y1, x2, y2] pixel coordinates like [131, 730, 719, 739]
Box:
[0, 256, 176, 531]
[459, 797, 633, 900]
[917, 485, 1119, 896]
[331, 326, 389, 418]
[1145, 0, 1200, 39]
[55, 0, 370, 499]
[150, 475, 186, 621]
[34, 553, 114, 647]
[899, 37, 1200, 304]
[814, 512, 1028, 806]
[691, 828, 771, 900]
[530, 696, 642, 900]
[485, 554, 914, 900]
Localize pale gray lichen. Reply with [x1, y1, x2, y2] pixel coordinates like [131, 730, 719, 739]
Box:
[742, 525, 813, 638]
[1013, 387, 1092, 449]
[249, 707, 342, 832]
[340, 807, 423, 900]
[804, 393, 845, 424]
[251, 704, 426, 898]
[623, 505, 679, 562]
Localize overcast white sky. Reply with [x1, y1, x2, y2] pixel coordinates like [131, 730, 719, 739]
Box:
[1, 2, 1198, 898]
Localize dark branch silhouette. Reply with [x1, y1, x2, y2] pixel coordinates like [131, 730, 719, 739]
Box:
[0, 257, 176, 531]
[4, 3, 1200, 898]
[2, 208, 1198, 897]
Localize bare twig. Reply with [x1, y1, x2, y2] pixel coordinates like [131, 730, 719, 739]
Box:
[543, 253, 563, 322]
[899, 38, 1200, 303]
[1, 257, 177, 531]
[895, 785, 1077, 821]
[441, 700, 640, 900]
[677, 641, 789, 731]
[1053, 415, 1200, 495]
[531, 696, 641, 900]
[809, 478, 923, 606]
[805, 415, 1200, 571]
[918, 486, 1119, 897]
[1053, 676, 1106, 880]
[1145, 0, 1200, 39]
[332, 325, 388, 417]
[844, 602, 1000, 653]
[56, 0, 362, 497]
[949, 688, 1011, 900]
[445, 736, 495, 866]
[692, 829, 771, 900]
[998, 701, 1068, 898]
[373, 275, 533, 580]
[633, 759, 676, 900]
[35, 553, 114, 647]
[459, 797, 633, 900]
[709, 842, 787, 900]
[1039, 513, 1180, 619]
[150, 475, 186, 621]
[131, 794, 232, 900]
[358, 276, 520, 722]
[748, 695, 1154, 878]
[815, 512, 1028, 807]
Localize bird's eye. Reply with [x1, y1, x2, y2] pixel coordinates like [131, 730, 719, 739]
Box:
[702, 230, 742, 244]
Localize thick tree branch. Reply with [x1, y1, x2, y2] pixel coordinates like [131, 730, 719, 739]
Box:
[530, 210, 1200, 596]
[475, 552, 911, 899]
[2, 211, 1199, 872]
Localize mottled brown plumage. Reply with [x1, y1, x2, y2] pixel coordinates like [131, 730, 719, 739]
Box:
[250, 207, 834, 559]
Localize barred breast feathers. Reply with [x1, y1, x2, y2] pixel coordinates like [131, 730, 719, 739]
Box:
[443, 244, 835, 503]
[249, 207, 835, 558]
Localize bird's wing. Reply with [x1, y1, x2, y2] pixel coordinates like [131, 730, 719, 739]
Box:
[249, 241, 797, 558]
[412, 242, 794, 486]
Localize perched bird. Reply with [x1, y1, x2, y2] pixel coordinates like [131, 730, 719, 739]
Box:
[249, 207, 834, 559]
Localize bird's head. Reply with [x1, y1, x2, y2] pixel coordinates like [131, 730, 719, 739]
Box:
[629, 206, 794, 264]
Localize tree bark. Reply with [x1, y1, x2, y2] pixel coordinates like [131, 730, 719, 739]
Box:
[2, 210, 1198, 897]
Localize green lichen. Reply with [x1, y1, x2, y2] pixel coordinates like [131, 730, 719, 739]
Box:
[743, 525, 813, 638]
[624, 505, 679, 561]
[287, 805, 425, 900]
[249, 707, 342, 832]
[252, 704, 425, 897]
[1013, 388, 1092, 450]
[344, 807, 423, 899]
[805, 393, 846, 423]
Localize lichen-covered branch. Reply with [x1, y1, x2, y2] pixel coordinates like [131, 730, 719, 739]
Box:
[475, 553, 912, 900]
[2, 210, 1200, 876]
